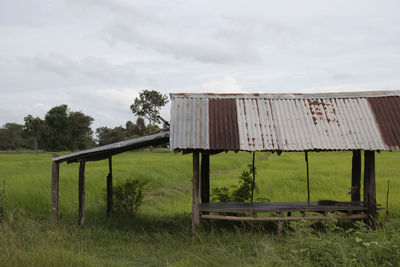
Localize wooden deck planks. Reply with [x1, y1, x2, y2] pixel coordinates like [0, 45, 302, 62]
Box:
[198, 202, 368, 213]
[201, 213, 368, 222]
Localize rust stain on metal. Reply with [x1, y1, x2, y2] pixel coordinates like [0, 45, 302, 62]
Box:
[368, 96, 400, 150]
[209, 99, 240, 150]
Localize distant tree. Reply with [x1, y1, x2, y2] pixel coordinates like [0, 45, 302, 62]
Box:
[23, 115, 45, 152]
[0, 123, 24, 150]
[130, 90, 168, 134]
[126, 118, 146, 138]
[44, 105, 69, 151]
[96, 126, 126, 146]
[44, 105, 94, 151]
[68, 111, 94, 150]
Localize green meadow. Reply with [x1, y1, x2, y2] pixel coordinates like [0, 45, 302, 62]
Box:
[0, 150, 400, 266]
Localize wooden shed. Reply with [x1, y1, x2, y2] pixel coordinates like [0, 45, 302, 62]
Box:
[169, 90, 400, 230]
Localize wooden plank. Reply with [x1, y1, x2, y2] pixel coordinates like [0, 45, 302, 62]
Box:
[192, 152, 200, 230]
[198, 202, 367, 213]
[107, 157, 113, 217]
[201, 214, 368, 221]
[364, 151, 377, 228]
[51, 153, 59, 222]
[78, 160, 86, 226]
[351, 150, 361, 201]
[200, 153, 210, 204]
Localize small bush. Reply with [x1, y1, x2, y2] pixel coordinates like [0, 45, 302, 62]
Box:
[108, 178, 149, 215]
[212, 164, 261, 202]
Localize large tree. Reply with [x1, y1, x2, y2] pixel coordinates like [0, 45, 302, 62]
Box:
[23, 115, 45, 152]
[130, 90, 168, 134]
[44, 105, 94, 151]
[0, 123, 25, 150]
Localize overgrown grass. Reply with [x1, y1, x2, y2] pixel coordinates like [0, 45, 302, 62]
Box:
[0, 150, 399, 266]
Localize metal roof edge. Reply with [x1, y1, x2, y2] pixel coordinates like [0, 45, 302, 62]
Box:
[170, 90, 400, 100]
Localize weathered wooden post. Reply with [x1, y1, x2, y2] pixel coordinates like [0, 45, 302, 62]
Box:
[351, 150, 361, 201]
[107, 156, 113, 217]
[78, 160, 86, 226]
[192, 152, 200, 230]
[364, 151, 377, 228]
[51, 153, 59, 222]
[200, 153, 210, 204]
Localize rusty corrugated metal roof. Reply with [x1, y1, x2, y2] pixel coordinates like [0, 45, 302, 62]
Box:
[170, 90, 400, 151]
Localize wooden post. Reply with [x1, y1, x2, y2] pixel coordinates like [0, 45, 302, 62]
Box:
[364, 151, 377, 228]
[351, 150, 361, 201]
[192, 152, 200, 230]
[78, 160, 86, 226]
[200, 153, 210, 204]
[107, 157, 113, 217]
[51, 153, 59, 222]
[305, 152, 310, 203]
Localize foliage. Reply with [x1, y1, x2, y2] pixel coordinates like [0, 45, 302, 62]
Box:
[96, 126, 127, 146]
[212, 164, 258, 202]
[96, 118, 151, 145]
[125, 118, 146, 138]
[43, 105, 94, 151]
[110, 178, 149, 215]
[0, 105, 94, 151]
[0, 123, 25, 150]
[130, 90, 168, 131]
[23, 115, 46, 151]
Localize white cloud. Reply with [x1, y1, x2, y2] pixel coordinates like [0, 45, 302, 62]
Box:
[202, 76, 242, 93]
[1, 0, 400, 129]
[94, 88, 139, 106]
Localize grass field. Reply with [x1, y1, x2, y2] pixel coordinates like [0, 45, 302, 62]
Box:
[0, 150, 399, 266]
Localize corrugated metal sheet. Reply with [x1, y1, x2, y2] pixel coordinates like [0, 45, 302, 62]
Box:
[209, 99, 240, 150]
[368, 96, 400, 150]
[170, 97, 209, 150]
[170, 91, 400, 151]
[54, 131, 170, 163]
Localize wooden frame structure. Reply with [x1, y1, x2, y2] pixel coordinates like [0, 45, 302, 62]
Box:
[50, 131, 169, 225]
[190, 150, 378, 231]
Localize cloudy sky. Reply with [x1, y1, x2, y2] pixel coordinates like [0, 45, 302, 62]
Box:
[1, 0, 400, 129]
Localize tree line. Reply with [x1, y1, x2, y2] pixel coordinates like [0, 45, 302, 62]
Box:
[0, 90, 168, 151]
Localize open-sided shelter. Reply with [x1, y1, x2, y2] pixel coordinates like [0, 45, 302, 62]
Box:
[169, 90, 400, 229]
[50, 131, 169, 225]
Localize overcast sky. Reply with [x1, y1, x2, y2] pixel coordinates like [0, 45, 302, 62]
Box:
[1, 0, 400, 129]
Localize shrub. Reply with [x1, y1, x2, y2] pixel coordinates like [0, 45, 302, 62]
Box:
[212, 164, 261, 202]
[108, 178, 149, 215]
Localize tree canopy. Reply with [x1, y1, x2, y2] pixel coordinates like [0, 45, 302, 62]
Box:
[130, 90, 168, 129]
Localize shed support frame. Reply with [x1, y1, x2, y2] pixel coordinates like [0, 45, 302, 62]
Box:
[51, 153, 59, 222]
[78, 160, 86, 226]
[192, 152, 200, 230]
[364, 150, 377, 228]
[107, 157, 113, 217]
[200, 153, 210, 204]
[351, 150, 362, 202]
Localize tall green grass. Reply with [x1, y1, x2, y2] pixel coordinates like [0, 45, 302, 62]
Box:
[0, 150, 399, 266]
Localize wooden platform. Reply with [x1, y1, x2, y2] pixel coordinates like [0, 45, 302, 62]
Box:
[199, 201, 370, 222]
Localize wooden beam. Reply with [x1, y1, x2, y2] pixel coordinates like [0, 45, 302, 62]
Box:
[351, 150, 361, 201]
[78, 160, 86, 226]
[201, 214, 368, 221]
[192, 152, 200, 230]
[107, 157, 113, 217]
[364, 151, 377, 228]
[51, 153, 59, 222]
[200, 153, 210, 204]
